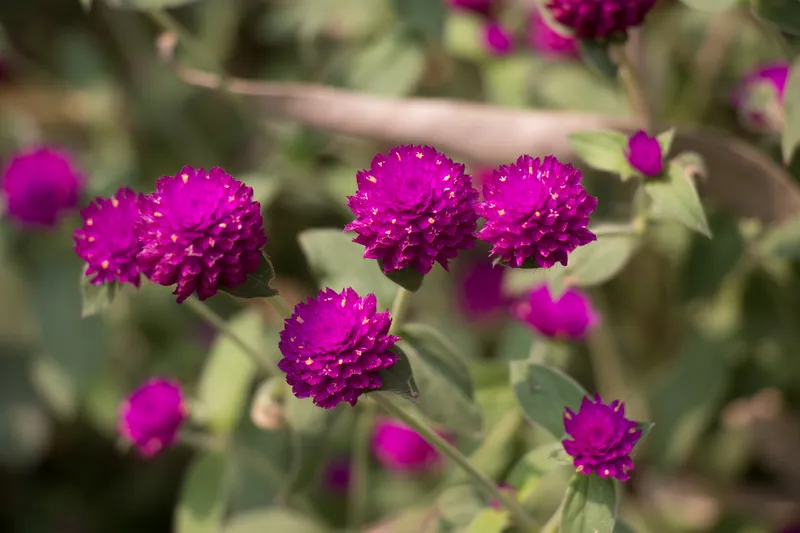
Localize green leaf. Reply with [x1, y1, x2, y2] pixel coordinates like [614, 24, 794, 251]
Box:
[224, 508, 329, 533]
[507, 441, 570, 489]
[657, 128, 675, 158]
[679, 0, 737, 11]
[297, 228, 397, 309]
[391, 0, 446, 40]
[376, 344, 419, 400]
[645, 159, 711, 238]
[753, 0, 800, 36]
[175, 451, 230, 533]
[380, 262, 425, 292]
[197, 309, 262, 435]
[578, 39, 618, 81]
[397, 331, 482, 435]
[782, 58, 800, 164]
[568, 130, 629, 177]
[79, 267, 118, 319]
[510, 361, 588, 439]
[104, 0, 202, 8]
[482, 57, 538, 107]
[346, 31, 426, 97]
[220, 251, 278, 300]
[466, 508, 509, 533]
[402, 323, 474, 396]
[561, 473, 618, 533]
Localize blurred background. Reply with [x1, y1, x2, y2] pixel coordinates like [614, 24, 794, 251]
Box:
[1, 0, 800, 532]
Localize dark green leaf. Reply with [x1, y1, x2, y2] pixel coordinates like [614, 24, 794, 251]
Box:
[753, 0, 800, 36]
[679, 0, 737, 11]
[510, 361, 588, 439]
[568, 130, 630, 177]
[224, 508, 329, 533]
[175, 451, 230, 533]
[391, 0, 446, 40]
[561, 473, 618, 533]
[782, 58, 800, 163]
[466, 508, 509, 533]
[380, 262, 425, 292]
[220, 251, 278, 300]
[197, 309, 262, 435]
[104, 0, 201, 8]
[80, 267, 118, 319]
[680, 212, 744, 301]
[579, 39, 618, 81]
[376, 344, 419, 401]
[645, 159, 711, 238]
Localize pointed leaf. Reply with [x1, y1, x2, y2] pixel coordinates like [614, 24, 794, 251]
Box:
[467, 508, 509, 533]
[80, 267, 118, 318]
[578, 39, 618, 81]
[510, 361, 588, 439]
[175, 451, 230, 533]
[220, 251, 278, 300]
[657, 128, 675, 158]
[782, 58, 800, 164]
[561, 473, 618, 533]
[380, 262, 425, 292]
[568, 130, 629, 176]
[224, 508, 329, 533]
[376, 344, 419, 400]
[645, 159, 711, 238]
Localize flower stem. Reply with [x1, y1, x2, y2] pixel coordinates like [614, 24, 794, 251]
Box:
[612, 44, 654, 131]
[184, 297, 273, 374]
[388, 287, 413, 336]
[348, 402, 373, 533]
[371, 394, 540, 532]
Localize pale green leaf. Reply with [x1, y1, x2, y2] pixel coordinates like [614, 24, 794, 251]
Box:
[645, 160, 711, 238]
[561, 473, 618, 533]
[782, 58, 800, 163]
[679, 0, 737, 11]
[466, 508, 509, 533]
[568, 130, 629, 176]
[224, 508, 329, 533]
[346, 32, 426, 97]
[175, 451, 230, 533]
[656, 128, 675, 158]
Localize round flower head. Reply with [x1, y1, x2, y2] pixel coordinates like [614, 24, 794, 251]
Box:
[625, 130, 664, 177]
[732, 62, 789, 134]
[345, 145, 479, 275]
[118, 378, 188, 457]
[475, 155, 597, 268]
[74, 187, 143, 287]
[278, 288, 400, 408]
[137, 166, 267, 303]
[512, 284, 599, 340]
[2, 146, 83, 227]
[563, 394, 642, 481]
[529, 10, 579, 58]
[456, 258, 509, 321]
[483, 21, 515, 56]
[546, 0, 657, 40]
[445, 0, 495, 17]
[372, 417, 450, 473]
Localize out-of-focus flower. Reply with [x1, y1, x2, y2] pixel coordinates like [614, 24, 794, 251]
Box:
[346, 145, 479, 275]
[137, 166, 267, 303]
[323, 459, 352, 491]
[483, 21, 515, 55]
[277, 288, 400, 408]
[512, 284, 599, 339]
[2, 146, 83, 227]
[475, 155, 597, 268]
[456, 258, 509, 321]
[372, 418, 450, 473]
[625, 130, 664, 177]
[546, 0, 657, 40]
[732, 62, 790, 134]
[528, 10, 579, 58]
[118, 378, 188, 457]
[563, 394, 642, 482]
[74, 187, 143, 288]
[445, 0, 495, 17]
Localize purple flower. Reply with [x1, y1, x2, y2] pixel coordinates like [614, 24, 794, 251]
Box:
[74, 187, 143, 288]
[483, 21, 515, 56]
[445, 0, 495, 17]
[372, 417, 450, 473]
[345, 145, 479, 275]
[475, 155, 597, 268]
[323, 459, 351, 492]
[512, 284, 599, 340]
[563, 394, 642, 482]
[528, 10, 579, 58]
[456, 258, 509, 321]
[2, 147, 83, 228]
[546, 0, 657, 40]
[732, 62, 790, 134]
[625, 130, 664, 177]
[118, 378, 188, 457]
[277, 288, 400, 408]
[137, 166, 267, 303]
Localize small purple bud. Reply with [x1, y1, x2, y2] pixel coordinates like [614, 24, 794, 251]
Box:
[118, 378, 188, 457]
[626, 130, 664, 177]
[371, 417, 453, 474]
[323, 459, 352, 492]
[512, 284, 599, 340]
[482, 21, 515, 56]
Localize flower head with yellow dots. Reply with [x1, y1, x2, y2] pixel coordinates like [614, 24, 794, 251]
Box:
[475, 155, 597, 268]
[74, 187, 143, 287]
[137, 166, 267, 303]
[345, 145, 479, 275]
[118, 377, 188, 458]
[562, 394, 643, 482]
[277, 287, 400, 409]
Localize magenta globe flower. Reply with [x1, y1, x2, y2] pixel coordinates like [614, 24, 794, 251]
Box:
[528, 10, 579, 58]
[456, 258, 509, 321]
[137, 166, 267, 303]
[372, 418, 450, 473]
[345, 145, 479, 275]
[118, 378, 188, 457]
[732, 62, 789, 134]
[1, 147, 83, 227]
[483, 21, 515, 56]
[625, 130, 664, 177]
[563, 394, 643, 482]
[512, 284, 599, 339]
[546, 0, 657, 40]
[74, 187, 143, 288]
[475, 155, 597, 268]
[445, 0, 495, 17]
[277, 288, 400, 408]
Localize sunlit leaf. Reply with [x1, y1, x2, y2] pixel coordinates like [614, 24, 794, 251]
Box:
[568, 130, 629, 177]
[224, 508, 329, 533]
[560, 473, 618, 533]
[645, 158, 711, 238]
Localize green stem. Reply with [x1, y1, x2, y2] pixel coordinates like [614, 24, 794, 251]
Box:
[348, 403, 373, 532]
[184, 298, 273, 374]
[612, 44, 654, 132]
[388, 287, 413, 336]
[371, 394, 540, 532]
